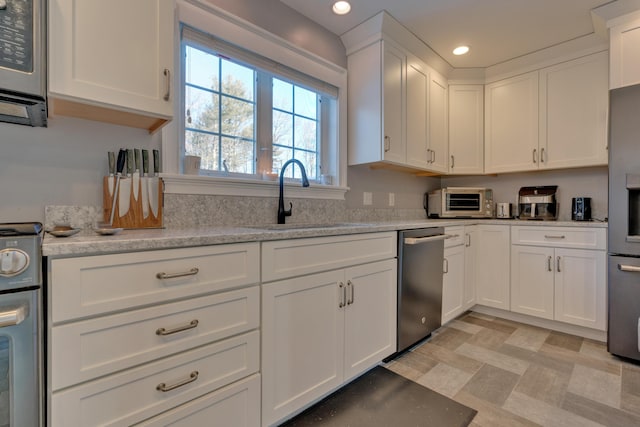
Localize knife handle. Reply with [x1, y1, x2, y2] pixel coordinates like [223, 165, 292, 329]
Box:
[116, 149, 126, 175]
[127, 149, 135, 174]
[134, 149, 141, 171]
[142, 149, 149, 175]
[153, 149, 160, 175]
[108, 152, 115, 175]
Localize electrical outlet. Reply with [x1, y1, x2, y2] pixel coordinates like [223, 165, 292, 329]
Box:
[389, 193, 395, 206]
[363, 192, 373, 206]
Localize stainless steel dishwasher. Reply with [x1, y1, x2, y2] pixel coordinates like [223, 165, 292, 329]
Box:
[396, 227, 445, 353]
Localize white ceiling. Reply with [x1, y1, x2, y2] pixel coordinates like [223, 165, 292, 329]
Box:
[279, 0, 613, 68]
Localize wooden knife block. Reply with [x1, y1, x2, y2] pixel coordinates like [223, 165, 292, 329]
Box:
[102, 176, 163, 228]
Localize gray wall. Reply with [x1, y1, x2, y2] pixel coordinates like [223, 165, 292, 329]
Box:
[441, 166, 609, 221]
[203, 0, 347, 68]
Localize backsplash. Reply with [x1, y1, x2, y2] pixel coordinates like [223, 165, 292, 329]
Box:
[45, 196, 428, 230]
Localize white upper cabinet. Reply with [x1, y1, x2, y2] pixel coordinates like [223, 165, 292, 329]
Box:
[382, 42, 407, 164]
[48, 0, 174, 132]
[485, 51, 609, 174]
[539, 51, 609, 170]
[485, 71, 539, 174]
[428, 69, 449, 173]
[406, 55, 430, 169]
[448, 85, 484, 174]
[609, 15, 640, 89]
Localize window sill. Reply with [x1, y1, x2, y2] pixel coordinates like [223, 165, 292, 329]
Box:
[161, 174, 348, 200]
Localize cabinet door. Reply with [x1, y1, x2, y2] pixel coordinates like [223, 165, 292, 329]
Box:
[540, 52, 608, 169]
[49, 0, 174, 121]
[510, 246, 555, 320]
[382, 43, 406, 164]
[485, 72, 539, 173]
[464, 226, 478, 310]
[442, 245, 465, 324]
[406, 56, 429, 169]
[343, 260, 397, 381]
[428, 69, 449, 173]
[610, 19, 640, 89]
[476, 225, 511, 310]
[449, 85, 484, 174]
[554, 249, 607, 330]
[261, 270, 344, 427]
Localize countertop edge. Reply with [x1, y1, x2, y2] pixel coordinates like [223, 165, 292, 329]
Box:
[43, 219, 607, 257]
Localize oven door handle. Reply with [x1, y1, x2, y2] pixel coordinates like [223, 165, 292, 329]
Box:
[404, 235, 447, 245]
[619, 264, 640, 273]
[0, 306, 26, 328]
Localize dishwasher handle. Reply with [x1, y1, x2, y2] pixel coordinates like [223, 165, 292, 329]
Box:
[404, 234, 447, 245]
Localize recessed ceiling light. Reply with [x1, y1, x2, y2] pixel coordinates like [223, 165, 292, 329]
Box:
[332, 1, 351, 15]
[453, 45, 470, 56]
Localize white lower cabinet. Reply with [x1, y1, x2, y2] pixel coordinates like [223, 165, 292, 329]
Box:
[463, 226, 478, 310]
[510, 226, 607, 331]
[261, 259, 397, 426]
[261, 233, 397, 427]
[135, 374, 261, 427]
[442, 243, 465, 324]
[475, 225, 511, 310]
[442, 226, 465, 324]
[48, 243, 261, 427]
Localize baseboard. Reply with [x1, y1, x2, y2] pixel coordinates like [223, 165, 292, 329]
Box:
[470, 305, 607, 342]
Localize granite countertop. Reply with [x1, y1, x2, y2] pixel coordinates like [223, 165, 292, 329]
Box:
[42, 219, 607, 257]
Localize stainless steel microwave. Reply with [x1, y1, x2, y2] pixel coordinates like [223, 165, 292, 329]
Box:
[427, 187, 494, 218]
[0, 0, 47, 127]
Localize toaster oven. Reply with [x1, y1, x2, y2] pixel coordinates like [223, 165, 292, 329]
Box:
[427, 187, 494, 218]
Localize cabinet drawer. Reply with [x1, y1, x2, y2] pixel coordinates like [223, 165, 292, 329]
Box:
[262, 232, 397, 282]
[134, 374, 260, 427]
[51, 331, 259, 427]
[51, 286, 259, 391]
[50, 243, 259, 323]
[444, 226, 465, 248]
[511, 226, 606, 250]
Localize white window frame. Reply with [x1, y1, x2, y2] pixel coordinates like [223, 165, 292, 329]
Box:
[162, 0, 348, 200]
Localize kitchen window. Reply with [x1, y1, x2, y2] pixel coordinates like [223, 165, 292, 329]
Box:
[181, 26, 338, 182]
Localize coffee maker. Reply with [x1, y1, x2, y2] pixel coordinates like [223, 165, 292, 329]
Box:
[517, 186, 558, 220]
[571, 197, 592, 221]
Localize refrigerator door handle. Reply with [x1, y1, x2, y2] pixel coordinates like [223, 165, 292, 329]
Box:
[638, 318, 640, 352]
[619, 264, 640, 273]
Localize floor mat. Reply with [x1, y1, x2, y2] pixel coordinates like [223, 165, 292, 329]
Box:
[280, 366, 477, 426]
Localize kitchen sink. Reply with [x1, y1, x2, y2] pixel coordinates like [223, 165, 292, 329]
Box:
[244, 222, 370, 231]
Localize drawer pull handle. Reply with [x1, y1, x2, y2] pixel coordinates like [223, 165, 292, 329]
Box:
[156, 267, 199, 280]
[544, 235, 566, 239]
[156, 371, 199, 392]
[156, 319, 199, 336]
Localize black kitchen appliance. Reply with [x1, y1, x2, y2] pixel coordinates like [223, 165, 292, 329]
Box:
[608, 83, 640, 362]
[571, 197, 591, 221]
[517, 186, 558, 220]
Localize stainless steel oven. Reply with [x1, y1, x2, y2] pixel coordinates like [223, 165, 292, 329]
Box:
[427, 187, 494, 218]
[0, 0, 47, 127]
[0, 223, 43, 426]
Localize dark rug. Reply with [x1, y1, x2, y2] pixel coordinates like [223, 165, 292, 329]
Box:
[280, 366, 477, 426]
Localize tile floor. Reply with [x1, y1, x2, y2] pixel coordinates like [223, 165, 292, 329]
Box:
[385, 312, 640, 427]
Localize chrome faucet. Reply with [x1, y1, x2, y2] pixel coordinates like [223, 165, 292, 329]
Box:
[278, 159, 310, 224]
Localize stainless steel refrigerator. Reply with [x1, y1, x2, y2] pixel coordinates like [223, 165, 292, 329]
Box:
[608, 83, 640, 361]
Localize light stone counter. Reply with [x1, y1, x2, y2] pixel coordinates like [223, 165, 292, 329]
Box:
[42, 219, 607, 257]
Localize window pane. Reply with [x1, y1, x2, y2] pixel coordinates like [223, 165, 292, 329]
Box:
[294, 86, 316, 118]
[273, 110, 293, 148]
[185, 45, 219, 90]
[294, 116, 317, 151]
[221, 95, 254, 138]
[273, 78, 293, 112]
[185, 86, 218, 133]
[221, 60, 255, 102]
[221, 137, 255, 174]
[185, 131, 219, 171]
[296, 150, 317, 180]
[273, 147, 293, 177]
